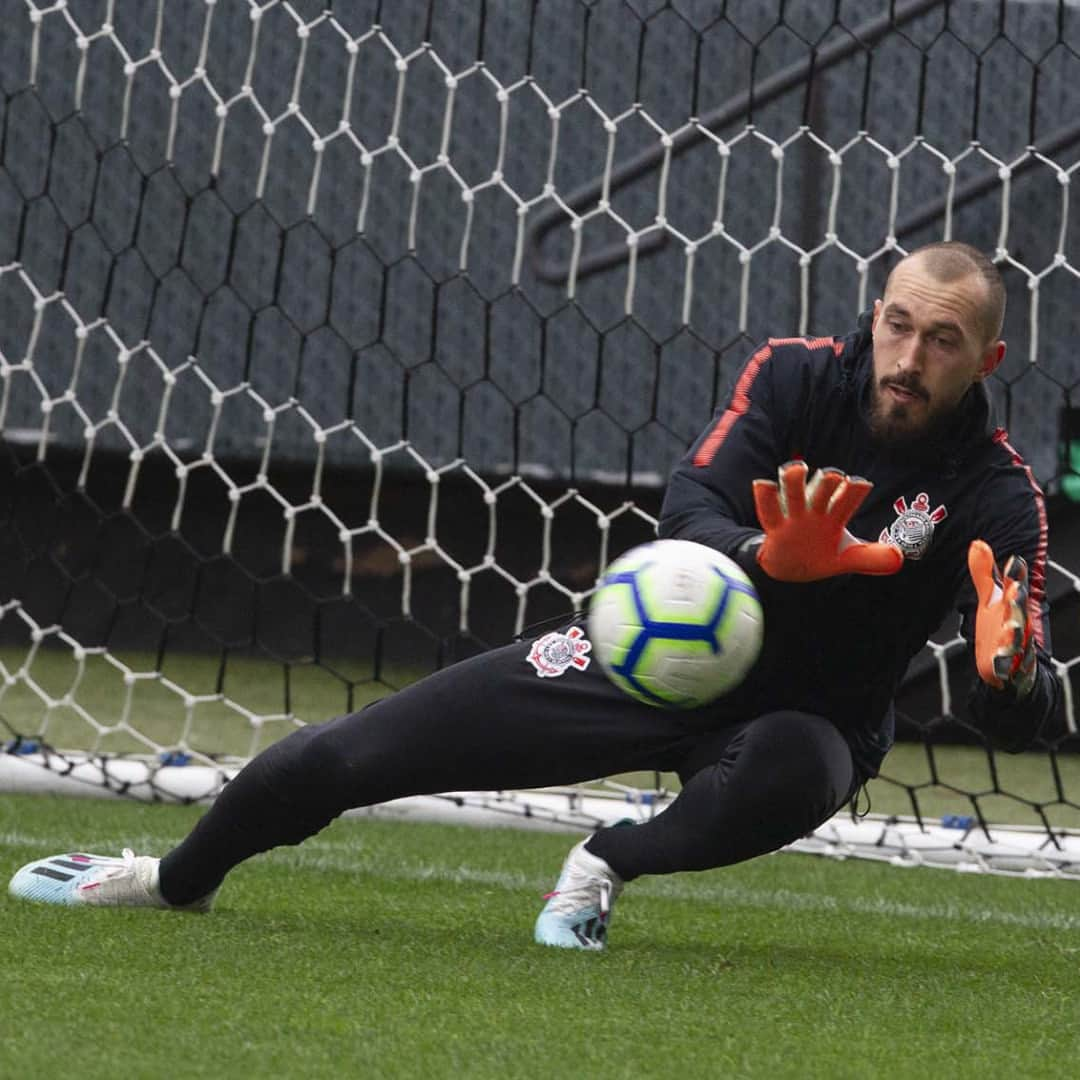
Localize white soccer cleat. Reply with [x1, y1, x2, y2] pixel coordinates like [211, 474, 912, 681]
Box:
[8, 849, 217, 912]
[534, 838, 623, 951]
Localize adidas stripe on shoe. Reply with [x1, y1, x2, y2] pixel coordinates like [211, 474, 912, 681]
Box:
[534, 838, 623, 951]
[8, 850, 216, 912]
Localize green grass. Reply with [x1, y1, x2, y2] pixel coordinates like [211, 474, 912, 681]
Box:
[2, 794, 1080, 1079]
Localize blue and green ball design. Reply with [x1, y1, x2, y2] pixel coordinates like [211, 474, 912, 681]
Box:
[587, 539, 764, 708]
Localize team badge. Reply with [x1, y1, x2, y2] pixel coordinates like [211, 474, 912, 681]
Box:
[879, 492, 947, 560]
[527, 626, 592, 678]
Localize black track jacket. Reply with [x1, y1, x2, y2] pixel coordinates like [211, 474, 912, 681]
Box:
[659, 312, 1061, 778]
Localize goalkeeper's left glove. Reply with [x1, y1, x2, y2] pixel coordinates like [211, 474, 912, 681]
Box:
[967, 539, 1037, 698]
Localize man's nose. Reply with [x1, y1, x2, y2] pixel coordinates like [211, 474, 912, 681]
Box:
[894, 337, 924, 373]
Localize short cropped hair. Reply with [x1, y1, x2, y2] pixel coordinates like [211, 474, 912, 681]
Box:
[888, 242, 1006, 345]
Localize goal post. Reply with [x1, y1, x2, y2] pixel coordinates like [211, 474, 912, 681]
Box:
[1, 0, 1079, 878]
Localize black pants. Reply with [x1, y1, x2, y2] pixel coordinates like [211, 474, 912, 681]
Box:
[159, 638, 856, 905]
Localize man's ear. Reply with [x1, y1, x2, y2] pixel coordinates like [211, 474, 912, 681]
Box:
[871, 298, 882, 333]
[976, 340, 1006, 381]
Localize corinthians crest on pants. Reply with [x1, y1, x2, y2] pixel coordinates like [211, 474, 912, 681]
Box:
[879, 492, 947, 560]
[527, 625, 592, 678]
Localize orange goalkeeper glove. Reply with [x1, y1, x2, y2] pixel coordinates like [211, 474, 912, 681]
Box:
[968, 539, 1037, 698]
[751, 461, 904, 582]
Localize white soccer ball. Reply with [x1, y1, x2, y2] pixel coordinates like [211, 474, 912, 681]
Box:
[587, 539, 764, 709]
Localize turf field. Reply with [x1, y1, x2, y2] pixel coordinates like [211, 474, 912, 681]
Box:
[2, 793, 1078, 1079]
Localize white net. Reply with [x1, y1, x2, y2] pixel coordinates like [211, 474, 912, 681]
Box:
[1, 0, 1079, 876]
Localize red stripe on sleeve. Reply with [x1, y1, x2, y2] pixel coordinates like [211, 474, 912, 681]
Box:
[992, 428, 1049, 649]
[693, 343, 772, 467]
[692, 336, 840, 468]
[767, 336, 844, 356]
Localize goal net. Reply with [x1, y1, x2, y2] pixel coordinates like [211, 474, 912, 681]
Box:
[1, 0, 1078, 876]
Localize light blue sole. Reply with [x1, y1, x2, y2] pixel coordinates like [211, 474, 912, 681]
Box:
[8, 853, 121, 905]
[534, 909, 608, 950]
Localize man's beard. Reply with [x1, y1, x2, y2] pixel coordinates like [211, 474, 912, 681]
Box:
[867, 374, 951, 448]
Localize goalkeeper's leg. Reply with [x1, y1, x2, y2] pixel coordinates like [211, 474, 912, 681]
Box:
[584, 709, 856, 878]
[533, 709, 854, 948]
[10, 633, 681, 909]
[155, 637, 700, 906]
[9, 634, 855, 914]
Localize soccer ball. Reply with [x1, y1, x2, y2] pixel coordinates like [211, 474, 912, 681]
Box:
[586, 539, 764, 709]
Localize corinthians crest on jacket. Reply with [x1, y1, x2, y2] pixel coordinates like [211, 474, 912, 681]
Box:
[879, 492, 948, 560]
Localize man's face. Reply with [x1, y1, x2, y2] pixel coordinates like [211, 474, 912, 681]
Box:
[869, 259, 1005, 445]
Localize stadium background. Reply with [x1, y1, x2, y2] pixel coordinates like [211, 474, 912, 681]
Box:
[0, 0, 1077, 768]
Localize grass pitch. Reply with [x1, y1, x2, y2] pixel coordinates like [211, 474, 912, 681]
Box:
[2, 794, 1079, 1079]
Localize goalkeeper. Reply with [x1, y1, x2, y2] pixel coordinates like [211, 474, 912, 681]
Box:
[9, 241, 1062, 950]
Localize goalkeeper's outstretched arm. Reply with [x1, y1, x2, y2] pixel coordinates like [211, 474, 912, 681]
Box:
[659, 340, 900, 583]
[959, 528, 1061, 752]
[658, 337, 792, 575]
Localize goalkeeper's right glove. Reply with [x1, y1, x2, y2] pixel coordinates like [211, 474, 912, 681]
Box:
[751, 461, 904, 583]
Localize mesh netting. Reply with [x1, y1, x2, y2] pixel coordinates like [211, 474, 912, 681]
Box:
[0, 0, 1078, 866]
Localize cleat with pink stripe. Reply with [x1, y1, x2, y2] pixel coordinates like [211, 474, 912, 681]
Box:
[534, 838, 623, 951]
[8, 849, 216, 912]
